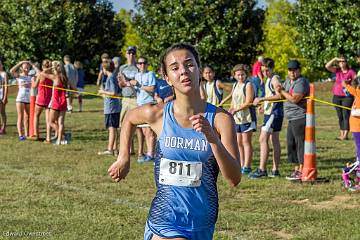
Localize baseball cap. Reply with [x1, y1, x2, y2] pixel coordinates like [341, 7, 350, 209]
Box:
[287, 60, 301, 69]
[126, 46, 137, 54]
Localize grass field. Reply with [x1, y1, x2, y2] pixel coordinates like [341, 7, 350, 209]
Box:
[1, 83, 360, 240]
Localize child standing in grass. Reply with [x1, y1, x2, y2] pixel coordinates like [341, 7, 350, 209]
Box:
[220, 64, 256, 175]
[74, 60, 85, 112]
[33, 60, 53, 142]
[10, 60, 39, 140]
[41, 61, 76, 145]
[98, 59, 121, 156]
[343, 77, 360, 160]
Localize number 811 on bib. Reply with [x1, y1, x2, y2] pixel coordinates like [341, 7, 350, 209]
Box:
[159, 158, 203, 187]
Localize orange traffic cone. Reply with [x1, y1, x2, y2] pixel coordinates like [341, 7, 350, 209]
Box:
[29, 79, 37, 137]
[302, 83, 317, 182]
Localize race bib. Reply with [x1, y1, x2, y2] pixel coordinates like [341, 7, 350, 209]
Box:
[159, 158, 202, 187]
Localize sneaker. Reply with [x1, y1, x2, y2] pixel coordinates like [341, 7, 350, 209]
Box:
[113, 150, 119, 156]
[286, 170, 302, 181]
[269, 170, 281, 178]
[64, 132, 72, 143]
[60, 140, 69, 145]
[18, 136, 26, 141]
[249, 168, 268, 179]
[137, 155, 145, 163]
[51, 135, 58, 141]
[143, 154, 155, 162]
[98, 149, 113, 156]
[0, 127, 5, 134]
[241, 167, 252, 175]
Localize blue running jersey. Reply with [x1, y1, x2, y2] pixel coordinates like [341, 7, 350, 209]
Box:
[147, 101, 220, 236]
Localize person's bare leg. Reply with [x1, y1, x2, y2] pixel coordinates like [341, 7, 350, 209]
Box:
[24, 104, 30, 137]
[271, 132, 281, 171]
[57, 111, 66, 144]
[259, 130, 270, 171]
[108, 127, 116, 151]
[45, 109, 52, 142]
[137, 127, 144, 156]
[0, 102, 6, 132]
[16, 103, 24, 136]
[243, 132, 253, 169]
[237, 133, 244, 167]
[34, 105, 43, 138]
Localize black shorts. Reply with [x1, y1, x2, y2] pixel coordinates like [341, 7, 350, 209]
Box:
[262, 114, 283, 133]
[235, 122, 256, 133]
[105, 112, 120, 129]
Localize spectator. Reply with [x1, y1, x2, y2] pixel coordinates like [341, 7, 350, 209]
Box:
[202, 65, 232, 106]
[96, 53, 110, 89]
[154, 65, 173, 103]
[41, 61, 76, 145]
[33, 59, 53, 142]
[63, 55, 78, 113]
[276, 60, 310, 181]
[221, 64, 256, 175]
[74, 60, 85, 112]
[251, 56, 265, 98]
[342, 77, 360, 161]
[98, 59, 121, 155]
[118, 46, 142, 156]
[133, 56, 157, 162]
[325, 55, 356, 140]
[250, 58, 283, 178]
[10, 60, 39, 140]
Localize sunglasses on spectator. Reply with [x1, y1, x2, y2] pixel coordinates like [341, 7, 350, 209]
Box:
[137, 61, 147, 65]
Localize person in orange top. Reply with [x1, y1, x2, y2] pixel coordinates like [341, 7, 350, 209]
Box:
[343, 77, 360, 160]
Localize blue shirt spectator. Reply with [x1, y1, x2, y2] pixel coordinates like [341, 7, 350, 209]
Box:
[135, 71, 156, 106]
[155, 78, 173, 100]
[104, 74, 121, 114]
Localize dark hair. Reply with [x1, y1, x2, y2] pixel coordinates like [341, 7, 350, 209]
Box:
[231, 64, 248, 76]
[262, 58, 275, 69]
[63, 55, 71, 62]
[338, 54, 350, 69]
[203, 65, 214, 72]
[101, 53, 110, 60]
[102, 59, 114, 72]
[137, 56, 148, 64]
[160, 43, 200, 77]
[42, 59, 52, 69]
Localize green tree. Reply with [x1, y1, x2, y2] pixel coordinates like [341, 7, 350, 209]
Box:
[260, 0, 310, 80]
[116, 9, 141, 63]
[134, 0, 264, 78]
[0, 0, 125, 78]
[293, 0, 360, 76]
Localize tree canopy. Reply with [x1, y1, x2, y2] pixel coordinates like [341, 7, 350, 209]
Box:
[293, 0, 360, 71]
[134, 0, 265, 78]
[259, 0, 308, 80]
[0, 0, 125, 75]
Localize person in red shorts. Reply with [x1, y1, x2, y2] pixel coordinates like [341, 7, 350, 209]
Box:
[33, 59, 53, 142]
[41, 61, 76, 145]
